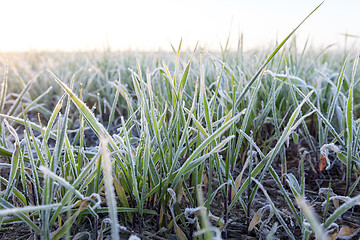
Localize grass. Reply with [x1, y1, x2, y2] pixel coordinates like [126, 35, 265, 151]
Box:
[0, 4, 360, 240]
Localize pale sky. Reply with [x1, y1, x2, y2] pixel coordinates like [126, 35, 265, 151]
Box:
[0, 0, 359, 52]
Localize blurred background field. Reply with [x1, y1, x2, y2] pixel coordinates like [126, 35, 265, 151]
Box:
[0, 1, 360, 239]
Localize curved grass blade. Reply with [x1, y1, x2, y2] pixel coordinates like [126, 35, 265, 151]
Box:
[49, 151, 101, 225]
[0, 113, 57, 140]
[0, 201, 60, 217]
[323, 59, 347, 143]
[229, 93, 314, 221]
[51, 199, 94, 240]
[0, 145, 13, 157]
[0, 199, 60, 232]
[48, 70, 128, 173]
[49, 70, 109, 140]
[253, 178, 295, 239]
[249, 91, 314, 203]
[3, 120, 20, 200]
[323, 193, 360, 229]
[293, 86, 345, 147]
[39, 166, 84, 200]
[235, 1, 323, 108]
[171, 113, 241, 188]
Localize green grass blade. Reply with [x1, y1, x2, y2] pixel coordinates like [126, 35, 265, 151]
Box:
[0, 199, 52, 232]
[323, 194, 360, 229]
[171, 113, 240, 187]
[297, 197, 328, 240]
[16, 86, 52, 119]
[7, 76, 36, 116]
[0, 113, 57, 140]
[3, 120, 20, 200]
[0, 66, 8, 113]
[48, 70, 128, 173]
[44, 94, 65, 142]
[345, 55, 358, 195]
[107, 70, 122, 132]
[323, 59, 347, 143]
[235, 1, 323, 108]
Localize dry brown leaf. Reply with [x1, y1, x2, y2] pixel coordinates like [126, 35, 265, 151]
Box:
[177, 185, 189, 204]
[319, 154, 326, 171]
[337, 226, 360, 238]
[113, 178, 129, 207]
[174, 224, 187, 240]
[79, 199, 92, 211]
[328, 225, 360, 240]
[202, 170, 208, 188]
[178, 186, 184, 203]
[333, 198, 340, 209]
[329, 232, 338, 240]
[248, 208, 263, 232]
[159, 207, 164, 226]
[208, 211, 224, 226]
[231, 158, 249, 199]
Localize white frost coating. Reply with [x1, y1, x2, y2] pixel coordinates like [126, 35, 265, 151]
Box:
[324, 222, 339, 233]
[4, 119, 19, 143]
[184, 206, 224, 224]
[320, 143, 340, 170]
[0, 203, 61, 216]
[264, 70, 311, 88]
[85, 193, 101, 210]
[100, 137, 120, 240]
[247, 150, 258, 159]
[184, 206, 206, 223]
[167, 188, 177, 207]
[39, 165, 84, 200]
[128, 235, 141, 240]
[118, 225, 127, 231]
[193, 227, 222, 240]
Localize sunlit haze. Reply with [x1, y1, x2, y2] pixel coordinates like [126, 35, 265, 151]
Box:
[1, 0, 359, 52]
